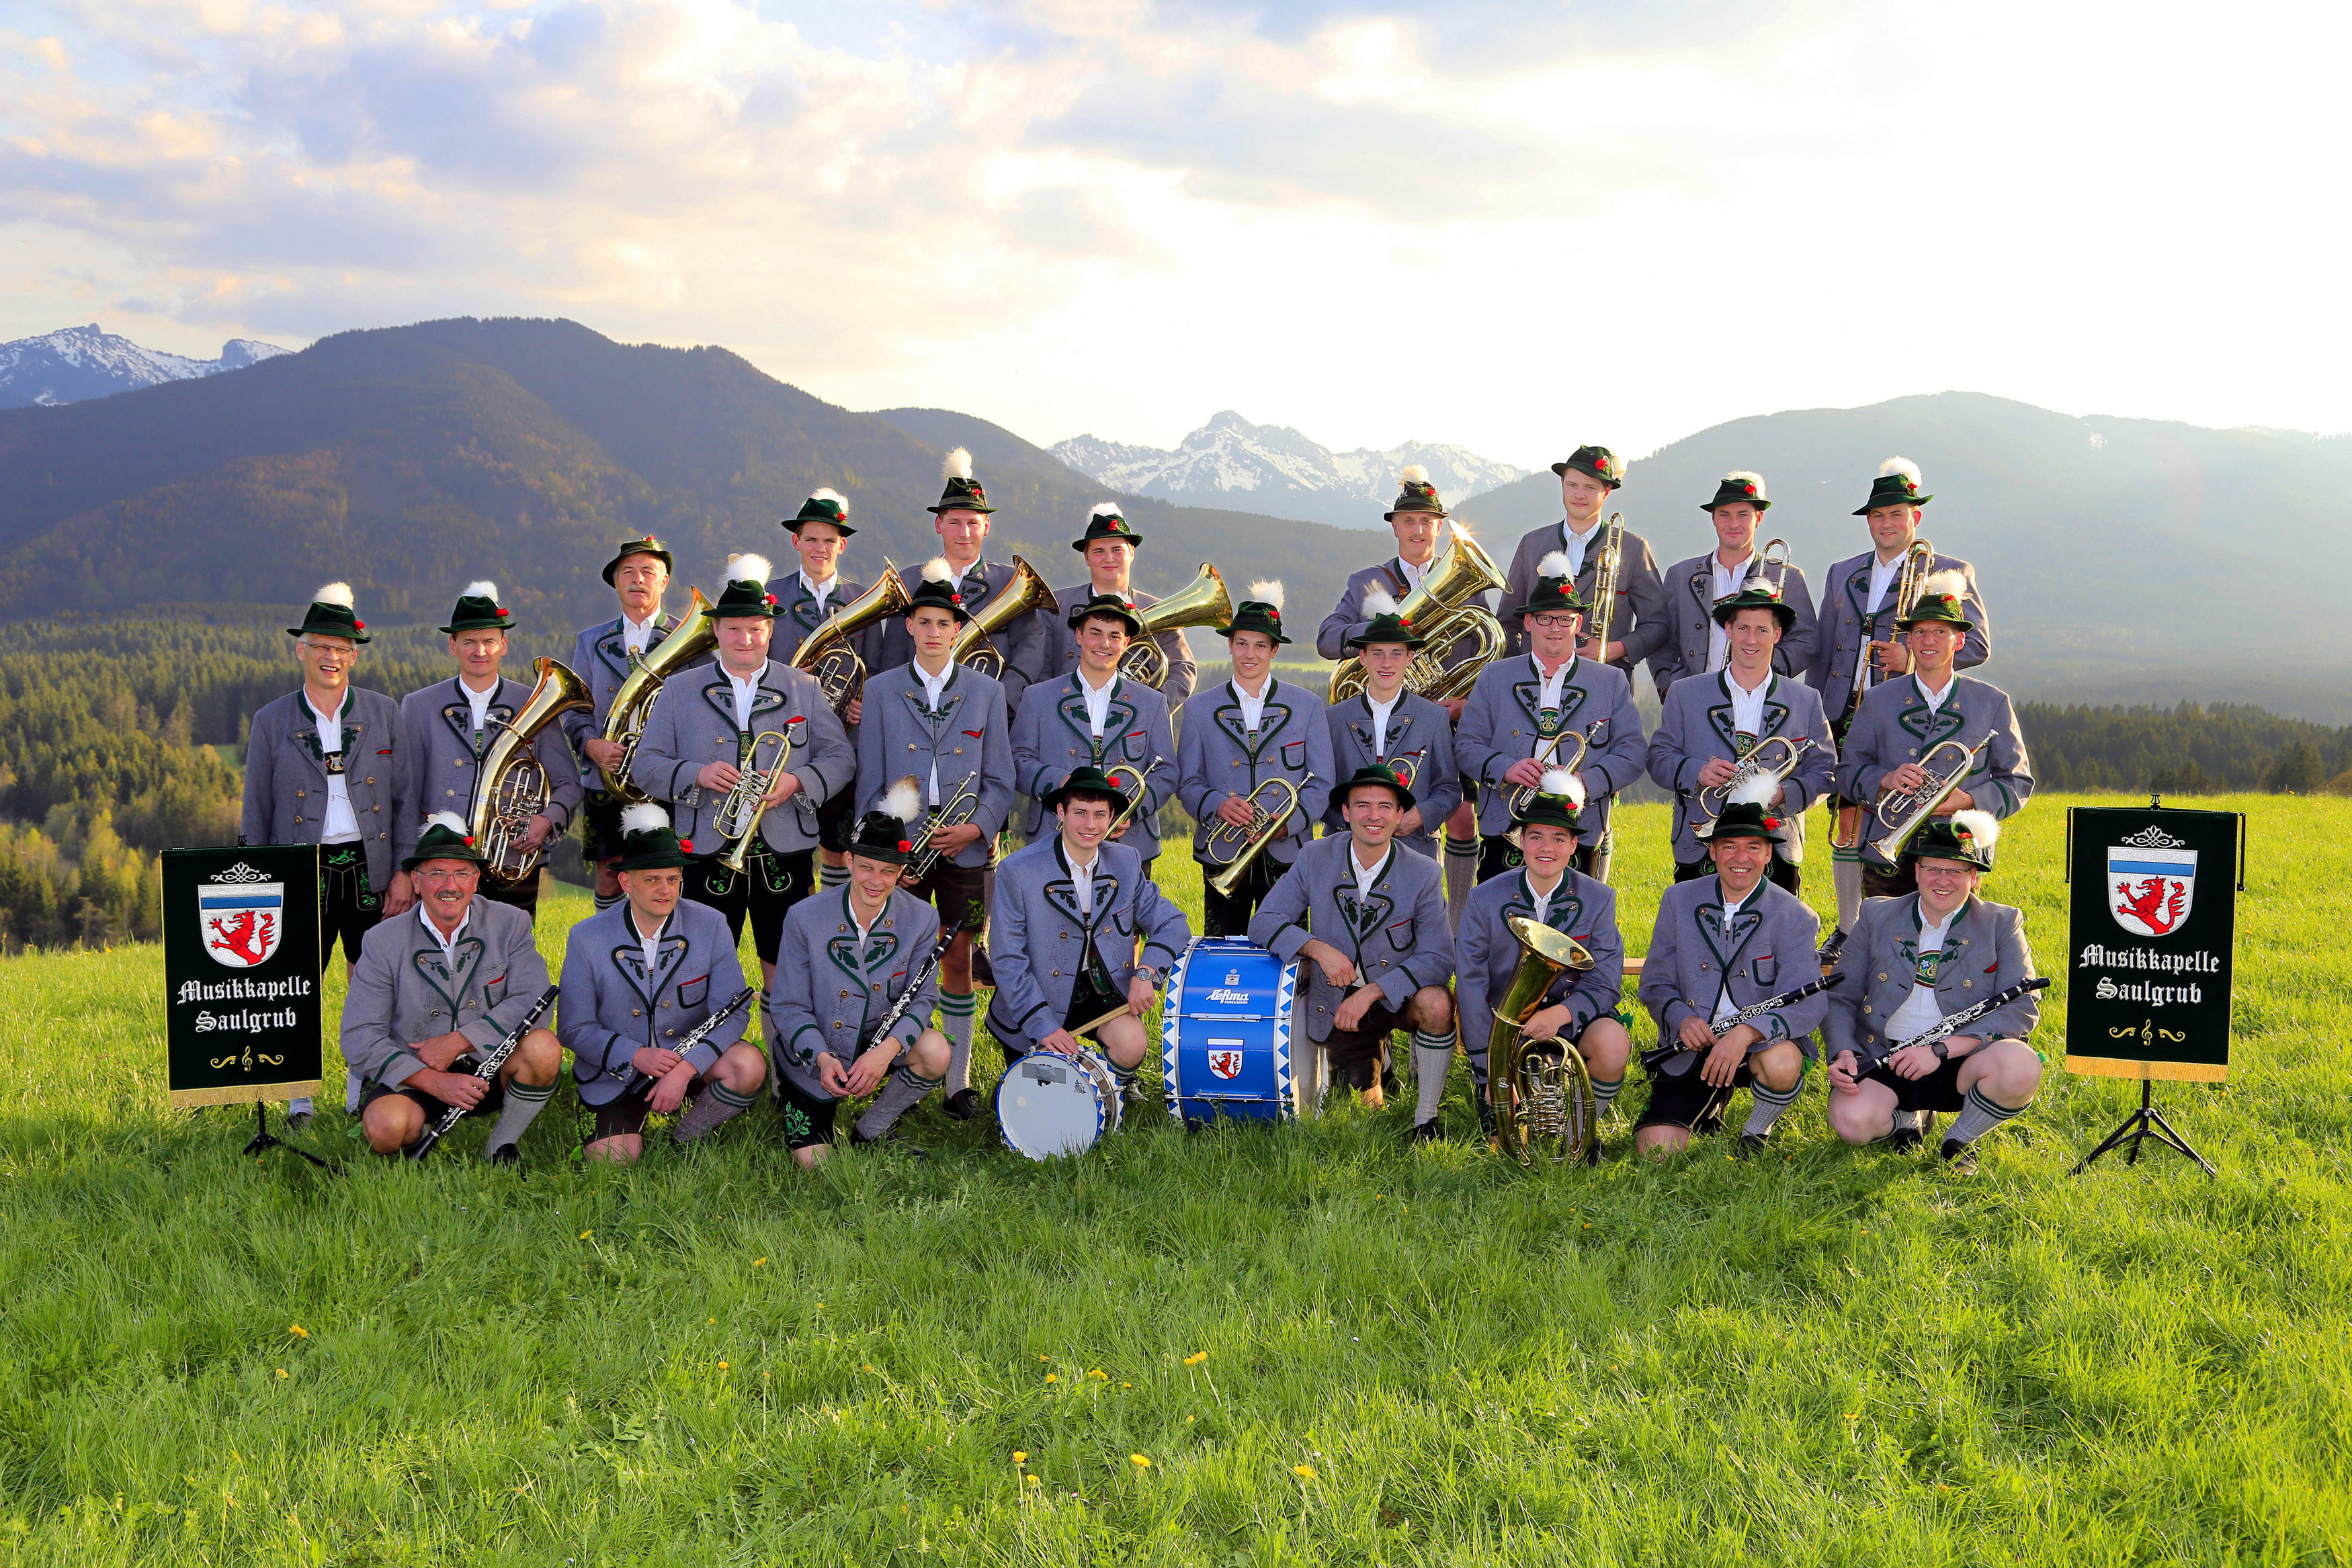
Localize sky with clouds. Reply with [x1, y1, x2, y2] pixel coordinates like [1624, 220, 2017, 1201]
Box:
[1, 0, 2340, 465]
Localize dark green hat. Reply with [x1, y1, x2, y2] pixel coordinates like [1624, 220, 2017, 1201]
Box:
[1698, 799, 1787, 845]
[616, 803, 689, 869]
[439, 578, 515, 635]
[1384, 466, 1447, 521]
[402, 812, 486, 871]
[906, 562, 975, 624]
[703, 554, 781, 620]
[1345, 600, 1428, 650]
[1043, 765, 1125, 812]
[1710, 580, 1795, 631]
[1853, 460, 1931, 515]
[845, 809, 914, 866]
[1513, 560, 1591, 621]
[1548, 445, 1623, 488]
[600, 534, 674, 585]
[1896, 570, 1973, 633]
[1703, 472, 1771, 513]
[784, 488, 855, 537]
[1514, 769, 1587, 834]
[1071, 503, 1142, 552]
[927, 447, 996, 515]
[286, 582, 369, 644]
[1066, 591, 1145, 636]
[1906, 810, 2000, 873]
[1216, 583, 1292, 644]
[1335, 762, 1415, 812]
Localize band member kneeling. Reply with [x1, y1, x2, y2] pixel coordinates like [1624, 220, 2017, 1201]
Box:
[1824, 812, 2043, 1170]
[341, 814, 562, 1163]
[1454, 770, 1627, 1149]
[765, 810, 959, 1165]
[559, 805, 764, 1162]
[986, 768, 1191, 1106]
[1251, 765, 1454, 1124]
[1634, 800, 1827, 1157]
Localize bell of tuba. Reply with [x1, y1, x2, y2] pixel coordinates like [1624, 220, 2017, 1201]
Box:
[950, 554, 1059, 679]
[791, 564, 910, 713]
[1865, 732, 1988, 867]
[601, 586, 718, 803]
[470, 656, 595, 883]
[1328, 523, 1509, 703]
[1117, 564, 1232, 688]
[1489, 915, 1597, 1168]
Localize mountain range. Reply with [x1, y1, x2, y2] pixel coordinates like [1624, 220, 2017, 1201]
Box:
[0, 324, 289, 410]
[1051, 410, 1525, 528]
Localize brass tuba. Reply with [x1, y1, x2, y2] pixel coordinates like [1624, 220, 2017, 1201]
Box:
[1328, 523, 1509, 703]
[1489, 915, 1597, 1167]
[470, 657, 595, 883]
[600, 586, 718, 803]
[950, 554, 1058, 680]
[1582, 513, 1626, 662]
[1202, 777, 1303, 900]
[1865, 732, 1988, 867]
[791, 565, 910, 714]
[1117, 564, 1232, 689]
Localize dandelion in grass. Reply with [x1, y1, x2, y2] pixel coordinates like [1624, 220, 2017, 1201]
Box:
[288, 1324, 309, 1339]
[1183, 1351, 1208, 1366]
[718, 1362, 729, 1372]
[1088, 1368, 1107, 1380]
[1013, 1452, 1028, 1464]
[1130, 1454, 1151, 1469]
[1045, 1373, 1058, 1383]
[753, 1257, 766, 1267]
[865, 1364, 876, 1373]
[580, 1231, 592, 1240]
[275, 1368, 288, 1379]
[1025, 1475, 1042, 1487]
[1294, 1465, 1317, 1480]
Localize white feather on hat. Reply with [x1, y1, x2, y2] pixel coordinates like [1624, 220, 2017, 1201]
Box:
[726, 552, 771, 584]
[312, 581, 354, 608]
[1728, 771, 1779, 808]
[620, 803, 671, 836]
[1361, 587, 1398, 618]
[1247, 579, 1285, 610]
[1724, 469, 1767, 500]
[462, 579, 499, 600]
[1399, 464, 1429, 486]
[1880, 456, 1922, 484]
[1949, 808, 2001, 851]
[921, 556, 953, 584]
[942, 447, 974, 482]
[423, 810, 469, 836]
[1539, 767, 1587, 808]
[883, 776, 923, 824]
[808, 486, 847, 507]
[1919, 568, 1967, 600]
[1536, 550, 1572, 578]
[1090, 500, 1124, 519]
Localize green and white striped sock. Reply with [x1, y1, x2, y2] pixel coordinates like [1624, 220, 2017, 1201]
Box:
[818, 859, 849, 891]
[1947, 1084, 2025, 1145]
[593, 889, 624, 912]
[488, 1078, 555, 1153]
[1411, 1030, 1454, 1123]
[939, 990, 977, 1092]
[855, 1063, 943, 1138]
[675, 1079, 757, 1141]
[1742, 1077, 1800, 1137]
[1590, 1074, 1624, 1120]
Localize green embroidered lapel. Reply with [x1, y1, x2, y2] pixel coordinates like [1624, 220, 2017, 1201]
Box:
[412, 929, 487, 1016]
[1896, 681, 1966, 747]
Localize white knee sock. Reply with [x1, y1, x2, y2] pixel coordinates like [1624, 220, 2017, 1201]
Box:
[675, 1080, 757, 1141]
[1444, 835, 1478, 934]
[939, 990, 977, 1092]
[854, 1063, 942, 1138]
[818, 859, 849, 891]
[1742, 1078, 1800, 1137]
[1412, 1031, 1453, 1123]
[1947, 1084, 2025, 1145]
[1590, 1074, 1624, 1121]
[1832, 851, 1863, 938]
[489, 1078, 555, 1153]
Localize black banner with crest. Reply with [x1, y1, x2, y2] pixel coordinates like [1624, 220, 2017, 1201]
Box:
[163, 846, 324, 1106]
[2065, 805, 2242, 1083]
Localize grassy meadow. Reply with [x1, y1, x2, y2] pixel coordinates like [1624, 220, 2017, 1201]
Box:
[2, 793, 2349, 1565]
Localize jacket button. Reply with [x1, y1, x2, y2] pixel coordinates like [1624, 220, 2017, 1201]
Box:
[447, 789, 457, 797]
[1963, 979, 1974, 989]
[1863, 1004, 1874, 1014]
[839, 990, 850, 999]
[294, 816, 304, 824]
[632, 1008, 641, 1016]
[1052, 969, 1062, 977]
[661, 1000, 671, 1008]
[1878, 972, 1888, 980]
[366, 777, 376, 785]
[296, 789, 306, 798]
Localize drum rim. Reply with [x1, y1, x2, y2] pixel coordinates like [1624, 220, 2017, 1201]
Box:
[997, 1047, 1112, 1160]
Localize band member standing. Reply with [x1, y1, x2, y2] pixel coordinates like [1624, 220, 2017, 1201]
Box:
[1500, 445, 1667, 681]
[765, 488, 878, 898]
[564, 535, 692, 912]
[1833, 578, 2031, 903]
[395, 580, 581, 922]
[1825, 813, 2043, 1170]
[341, 815, 562, 1164]
[1633, 800, 1827, 1157]
[1047, 504, 1198, 707]
[1251, 765, 1454, 1125]
[631, 554, 855, 988]
[558, 805, 763, 1163]
[868, 448, 1054, 717]
[1454, 771, 1627, 1146]
[1175, 585, 1336, 937]
[1646, 583, 1837, 891]
[765, 809, 958, 1164]
[986, 767, 1191, 1104]
[855, 564, 1015, 1120]
[1456, 562, 1646, 883]
[1013, 593, 1177, 873]
[1652, 473, 1820, 691]
[1322, 603, 1460, 863]
[241, 581, 415, 1125]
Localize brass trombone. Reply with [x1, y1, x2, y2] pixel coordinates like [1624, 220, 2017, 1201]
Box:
[950, 554, 1058, 680]
[469, 656, 594, 883]
[1328, 524, 1508, 703]
[1865, 732, 1988, 867]
[902, 773, 983, 882]
[1202, 777, 1303, 900]
[714, 723, 804, 874]
[1582, 513, 1626, 662]
[1865, 539, 1935, 687]
[791, 565, 910, 713]
[1759, 537, 1793, 596]
[1117, 565, 1231, 689]
[601, 585, 718, 802]
[1490, 915, 1597, 1167]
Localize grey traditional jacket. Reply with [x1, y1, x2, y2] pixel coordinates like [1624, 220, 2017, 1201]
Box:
[1822, 894, 2041, 1065]
[1454, 654, 1646, 840]
[1046, 581, 1197, 708]
[1174, 677, 1337, 869]
[1646, 670, 1839, 866]
[339, 898, 553, 1090]
[1454, 867, 1624, 1065]
[1320, 690, 1460, 858]
[556, 899, 749, 1106]
[1832, 674, 2033, 822]
[240, 686, 411, 892]
[868, 559, 1053, 717]
[1011, 670, 1176, 861]
[394, 674, 585, 865]
[1314, 556, 1506, 664]
[559, 608, 696, 765]
[854, 661, 1015, 871]
[1650, 551, 1821, 694]
[629, 658, 855, 857]
[984, 836, 1190, 1054]
[765, 886, 943, 1102]
[1638, 875, 1828, 1068]
[1500, 519, 1671, 681]
[1250, 833, 1453, 1042]
[1806, 549, 1991, 711]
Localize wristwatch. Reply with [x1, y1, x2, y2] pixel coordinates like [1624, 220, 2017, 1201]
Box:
[1929, 1040, 1950, 1061]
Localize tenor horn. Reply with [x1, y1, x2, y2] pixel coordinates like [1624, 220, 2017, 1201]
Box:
[791, 565, 911, 714]
[1865, 732, 1988, 867]
[950, 554, 1059, 680]
[470, 657, 595, 883]
[1328, 523, 1508, 703]
[1490, 916, 1597, 1168]
[1202, 777, 1303, 900]
[1117, 564, 1232, 689]
[601, 586, 718, 802]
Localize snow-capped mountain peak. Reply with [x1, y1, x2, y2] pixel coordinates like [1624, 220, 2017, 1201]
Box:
[1, 323, 291, 410]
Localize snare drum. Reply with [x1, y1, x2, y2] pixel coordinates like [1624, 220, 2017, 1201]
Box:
[997, 1048, 1123, 1160]
[1161, 937, 1313, 1124]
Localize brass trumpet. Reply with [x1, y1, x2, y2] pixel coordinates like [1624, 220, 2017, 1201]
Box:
[1117, 565, 1231, 689]
[902, 773, 983, 882]
[1328, 524, 1508, 703]
[1490, 915, 1597, 1168]
[1106, 755, 1163, 838]
[714, 723, 804, 875]
[1865, 732, 1988, 867]
[470, 656, 594, 883]
[950, 554, 1058, 680]
[601, 586, 718, 802]
[1693, 735, 1816, 828]
[1202, 777, 1303, 900]
[791, 566, 909, 713]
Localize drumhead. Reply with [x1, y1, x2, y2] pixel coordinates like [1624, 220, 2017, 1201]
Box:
[997, 1050, 1111, 1160]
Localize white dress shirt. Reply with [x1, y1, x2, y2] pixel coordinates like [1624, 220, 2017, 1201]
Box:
[1915, 671, 1955, 715]
[631, 908, 669, 975]
[305, 691, 362, 844]
[418, 902, 474, 971]
[914, 658, 955, 805]
[1523, 868, 1562, 929]
[620, 611, 659, 656]
[1351, 842, 1392, 901]
[1366, 691, 1400, 758]
[800, 570, 837, 615]
[1886, 904, 1959, 1041]
[1067, 845, 1100, 919]
[1230, 675, 1271, 734]
[1532, 654, 1574, 713]
[1726, 668, 1771, 740]
[460, 677, 497, 744]
[1558, 519, 1605, 578]
[1849, 552, 1907, 692]
[725, 668, 761, 732]
[1710, 878, 1763, 1025]
[1077, 668, 1118, 738]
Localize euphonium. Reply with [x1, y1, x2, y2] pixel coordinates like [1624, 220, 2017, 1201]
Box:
[714, 724, 804, 875]
[791, 565, 910, 713]
[1694, 735, 1817, 828]
[950, 554, 1059, 679]
[1327, 524, 1508, 703]
[601, 586, 718, 802]
[1865, 732, 1988, 867]
[1118, 564, 1232, 688]
[1583, 513, 1626, 660]
[1489, 915, 1597, 1168]
[1202, 777, 1303, 900]
[470, 656, 594, 883]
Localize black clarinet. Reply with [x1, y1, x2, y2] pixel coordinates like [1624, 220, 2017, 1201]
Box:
[1640, 974, 1843, 1074]
[612, 985, 760, 1100]
[854, 918, 962, 1054]
[405, 984, 558, 1160]
[1849, 977, 2051, 1077]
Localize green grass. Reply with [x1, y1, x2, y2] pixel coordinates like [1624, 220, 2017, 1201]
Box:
[3, 794, 2349, 1565]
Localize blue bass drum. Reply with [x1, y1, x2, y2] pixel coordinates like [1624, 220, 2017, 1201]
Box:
[998, 1048, 1122, 1160]
[1161, 937, 1311, 1124]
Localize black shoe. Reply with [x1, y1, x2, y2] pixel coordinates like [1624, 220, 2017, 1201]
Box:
[943, 1088, 983, 1122]
[1583, 1137, 1603, 1167]
[1884, 1127, 1923, 1153]
[852, 1125, 928, 1159]
[1407, 1119, 1441, 1144]
[1817, 928, 1849, 970]
[970, 947, 997, 988]
[486, 1143, 521, 1168]
[284, 1109, 314, 1132]
[1734, 1131, 1769, 1160]
[1938, 1137, 1976, 1173]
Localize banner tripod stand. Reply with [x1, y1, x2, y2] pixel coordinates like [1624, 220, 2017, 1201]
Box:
[2070, 1079, 2215, 1177]
[241, 1101, 339, 1174]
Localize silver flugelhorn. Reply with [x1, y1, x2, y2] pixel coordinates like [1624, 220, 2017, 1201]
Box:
[714, 722, 806, 874]
[1865, 732, 1988, 867]
[1694, 735, 1817, 828]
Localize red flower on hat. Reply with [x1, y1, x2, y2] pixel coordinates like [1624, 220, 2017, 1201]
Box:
[763, 593, 778, 607]
[463, 835, 477, 846]
[898, 840, 911, 853]
[353, 620, 366, 630]
[950, 592, 963, 604]
[1398, 614, 1414, 627]
[1391, 768, 1409, 787]
[1761, 818, 1780, 830]
[495, 607, 511, 618]
[1742, 482, 1757, 495]
[679, 838, 693, 851]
